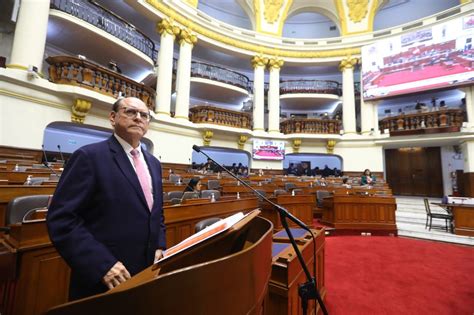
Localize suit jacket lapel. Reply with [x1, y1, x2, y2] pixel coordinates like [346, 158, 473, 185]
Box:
[108, 137, 149, 210]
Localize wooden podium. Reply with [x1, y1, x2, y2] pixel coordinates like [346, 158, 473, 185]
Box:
[45, 213, 273, 315]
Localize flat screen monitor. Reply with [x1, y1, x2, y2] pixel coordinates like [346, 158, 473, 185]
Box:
[362, 14, 474, 100]
[252, 139, 285, 160]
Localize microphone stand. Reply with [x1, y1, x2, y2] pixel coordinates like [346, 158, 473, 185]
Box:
[193, 145, 328, 315]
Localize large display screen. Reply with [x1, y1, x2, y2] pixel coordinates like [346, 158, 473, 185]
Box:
[252, 139, 285, 160]
[362, 14, 474, 100]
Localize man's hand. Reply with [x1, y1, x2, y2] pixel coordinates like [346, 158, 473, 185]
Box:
[154, 249, 164, 262]
[102, 261, 131, 290]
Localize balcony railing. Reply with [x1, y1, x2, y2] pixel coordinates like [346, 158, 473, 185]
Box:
[46, 55, 156, 109]
[50, 0, 158, 61]
[191, 62, 252, 92]
[280, 80, 341, 96]
[189, 105, 252, 129]
[379, 108, 464, 136]
[280, 118, 342, 134]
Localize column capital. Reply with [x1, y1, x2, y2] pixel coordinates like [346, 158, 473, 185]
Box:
[157, 19, 180, 38]
[237, 135, 248, 150]
[326, 140, 336, 154]
[339, 56, 359, 71]
[251, 55, 268, 68]
[203, 130, 213, 146]
[292, 139, 301, 153]
[178, 28, 198, 46]
[268, 57, 284, 70]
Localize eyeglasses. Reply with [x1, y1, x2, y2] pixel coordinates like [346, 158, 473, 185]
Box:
[118, 107, 151, 122]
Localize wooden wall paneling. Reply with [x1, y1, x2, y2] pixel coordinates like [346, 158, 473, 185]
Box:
[462, 173, 474, 197]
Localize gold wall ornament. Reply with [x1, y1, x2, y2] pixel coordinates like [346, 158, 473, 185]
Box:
[339, 56, 359, 71]
[347, 0, 369, 23]
[237, 135, 248, 149]
[268, 57, 284, 70]
[202, 130, 214, 146]
[184, 0, 198, 8]
[157, 18, 181, 37]
[71, 99, 91, 123]
[326, 140, 336, 154]
[179, 28, 198, 46]
[251, 55, 269, 68]
[292, 139, 301, 153]
[145, 1, 360, 58]
[263, 0, 284, 24]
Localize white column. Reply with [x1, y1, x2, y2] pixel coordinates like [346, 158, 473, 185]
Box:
[339, 57, 358, 134]
[462, 86, 474, 131]
[267, 58, 284, 134]
[8, 0, 50, 72]
[360, 98, 372, 134]
[372, 101, 380, 135]
[174, 28, 197, 120]
[155, 20, 179, 116]
[252, 55, 267, 131]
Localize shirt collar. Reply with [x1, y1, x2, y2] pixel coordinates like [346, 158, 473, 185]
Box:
[114, 134, 142, 155]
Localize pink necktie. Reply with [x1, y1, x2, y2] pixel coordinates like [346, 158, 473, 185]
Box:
[131, 149, 153, 210]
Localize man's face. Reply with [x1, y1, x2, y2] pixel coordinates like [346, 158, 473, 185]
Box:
[110, 98, 150, 146]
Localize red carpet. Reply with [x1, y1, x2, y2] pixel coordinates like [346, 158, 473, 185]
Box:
[324, 236, 474, 314]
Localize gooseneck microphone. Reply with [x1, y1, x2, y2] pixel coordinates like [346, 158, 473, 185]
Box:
[43, 161, 59, 177]
[192, 145, 328, 315]
[57, 144, 65, 164]
[42, 144, 49, 166]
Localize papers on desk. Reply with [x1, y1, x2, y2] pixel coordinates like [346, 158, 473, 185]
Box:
[157, 212, 246, 263]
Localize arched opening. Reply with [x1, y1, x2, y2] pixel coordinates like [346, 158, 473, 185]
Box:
[42, 122, 154, 162]
[283, 153, 343, 176]
[283, 9, 340, 39]
[191, 146, 250, 170]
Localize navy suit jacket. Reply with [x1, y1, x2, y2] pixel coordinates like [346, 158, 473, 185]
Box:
[47, 136, 165, 300]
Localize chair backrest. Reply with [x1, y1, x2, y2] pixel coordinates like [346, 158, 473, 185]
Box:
[201, 190, 221, 200]
[168, 191, 184, 200]
[274, 189, 287, 196]
[207, 180, 221, 190]
[169, 174, 181, 184]
[316, 191, 332, 207]
[182, 192, 200, 201]
[194, 217, 221, 233]
[284, 182, 297, 191]
[423, 198, 431, 215]
[5, 195, 51, 225]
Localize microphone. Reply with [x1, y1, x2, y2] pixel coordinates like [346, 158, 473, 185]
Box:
[43, 162, 59, 177]
[42, 144, 49, 167]
[192, 145, 328, 315]
[57, 144, 65, 164]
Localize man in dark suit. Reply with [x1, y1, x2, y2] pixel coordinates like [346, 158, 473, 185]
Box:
[47, 97, 166, 300]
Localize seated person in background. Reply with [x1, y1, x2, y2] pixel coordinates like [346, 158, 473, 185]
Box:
[286, 163, 298, 175]
[301, 163, 312, 176]
[183, 177, 202, 193]
[321, 165, 332, 178]
[342, 177, 352, 188]
[315, 177, 327, 186]
[313, 166, 321, 176]
[361, 169, 376, 185]
[200, 158, 215, 173]
[257, 169, 264, 176]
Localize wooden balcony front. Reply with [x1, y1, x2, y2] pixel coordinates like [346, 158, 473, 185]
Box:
[189, 105, 252, 129]
[280, 118, 342, 134]
[379, 108, 464, 136]
[46, 56, 156, 109]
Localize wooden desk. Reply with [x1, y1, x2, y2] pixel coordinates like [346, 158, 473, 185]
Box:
[260, 195, 315, 230]
[322, 195, 397, 235]
[0, 186, 56, 227]
[267, 228, 326, 315]
[436, 203, 474, 236]
[0, 221, 70, 315]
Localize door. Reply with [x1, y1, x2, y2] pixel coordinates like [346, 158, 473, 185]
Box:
[385, 147, 443, 197]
